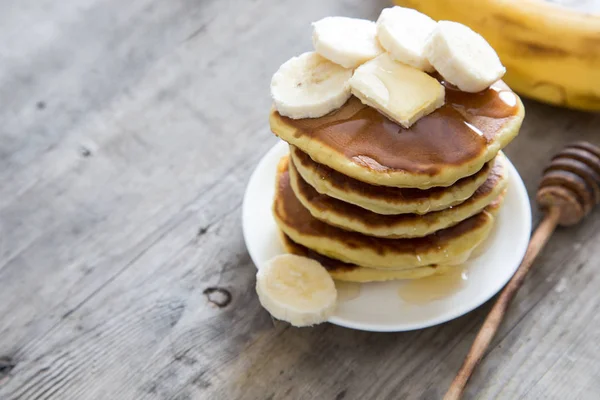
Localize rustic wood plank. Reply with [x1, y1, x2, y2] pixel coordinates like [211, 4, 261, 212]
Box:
[0, 0, 599, 399]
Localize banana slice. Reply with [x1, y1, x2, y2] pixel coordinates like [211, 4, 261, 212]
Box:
[424, 21, 506, 93]
[256, 254, 337, 327]
[376, 6, 437, 72]
[312, 16, 383, 69]
[349, 53, 445, 128]
[270, 52, 352, 119]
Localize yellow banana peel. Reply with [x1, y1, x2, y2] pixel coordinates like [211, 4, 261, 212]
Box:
[395, 0, 600, 111]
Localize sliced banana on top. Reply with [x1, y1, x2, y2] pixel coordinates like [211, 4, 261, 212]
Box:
[256, 254, 337, 327]
[271, 52, 352, 119]
[424, 21, 506, 93]
[376, 6, 437, 72]
[312, 16, 383, 69]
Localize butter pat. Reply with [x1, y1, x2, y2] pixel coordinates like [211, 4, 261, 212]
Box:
[349, 53, 445, 128]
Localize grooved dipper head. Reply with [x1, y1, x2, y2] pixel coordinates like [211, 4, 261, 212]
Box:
[537, 141, 600, 226]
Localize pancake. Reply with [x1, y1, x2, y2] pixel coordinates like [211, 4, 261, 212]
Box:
[273, 156, 503, 269]
[270, 80, 524, 189]
[279, 232, 452, 282]
[290, 145, 492, 215]
[289, 152, 508, 238]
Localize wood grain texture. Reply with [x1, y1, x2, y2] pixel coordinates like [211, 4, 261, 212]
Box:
[0, 0, 599, 399]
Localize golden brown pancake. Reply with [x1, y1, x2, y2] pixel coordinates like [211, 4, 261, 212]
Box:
[290, 145, 492, 215]
[289, 153, 507, 238]
[279, 233, 450, 282]
[273, 156, 502, 269]
[270, 80, 524, 189]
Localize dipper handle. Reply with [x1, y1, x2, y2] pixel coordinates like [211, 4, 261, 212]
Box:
[445, 141, 600, 400]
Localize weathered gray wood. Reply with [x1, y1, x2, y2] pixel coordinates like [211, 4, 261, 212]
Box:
[0, 0, 599, 399]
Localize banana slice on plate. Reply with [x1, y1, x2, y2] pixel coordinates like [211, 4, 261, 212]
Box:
[312, 16, 383, 69]
[376, 6, 437, 72]
[256, 254, 337, 327]
[424, 21, 506, 93]
[270, 51, 352, 119]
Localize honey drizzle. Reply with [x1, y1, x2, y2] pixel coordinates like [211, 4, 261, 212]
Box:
[397, 267, 468, 304]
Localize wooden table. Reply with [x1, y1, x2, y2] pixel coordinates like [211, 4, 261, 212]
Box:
[1, 1, 599, 399]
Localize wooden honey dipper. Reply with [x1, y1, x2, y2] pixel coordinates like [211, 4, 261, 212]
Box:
[445, 141, 600, 400]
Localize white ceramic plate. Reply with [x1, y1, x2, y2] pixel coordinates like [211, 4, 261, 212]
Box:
[243, 140, 531, 332]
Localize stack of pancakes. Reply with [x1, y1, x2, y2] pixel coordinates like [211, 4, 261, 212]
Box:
[269, 80, 524, 282]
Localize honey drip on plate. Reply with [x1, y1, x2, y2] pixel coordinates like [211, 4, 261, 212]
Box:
[335, 281, 361, 302]
[397, 267, 468, 304]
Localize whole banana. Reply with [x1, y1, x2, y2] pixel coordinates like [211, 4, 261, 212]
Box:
[395, 0, 600, 111]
